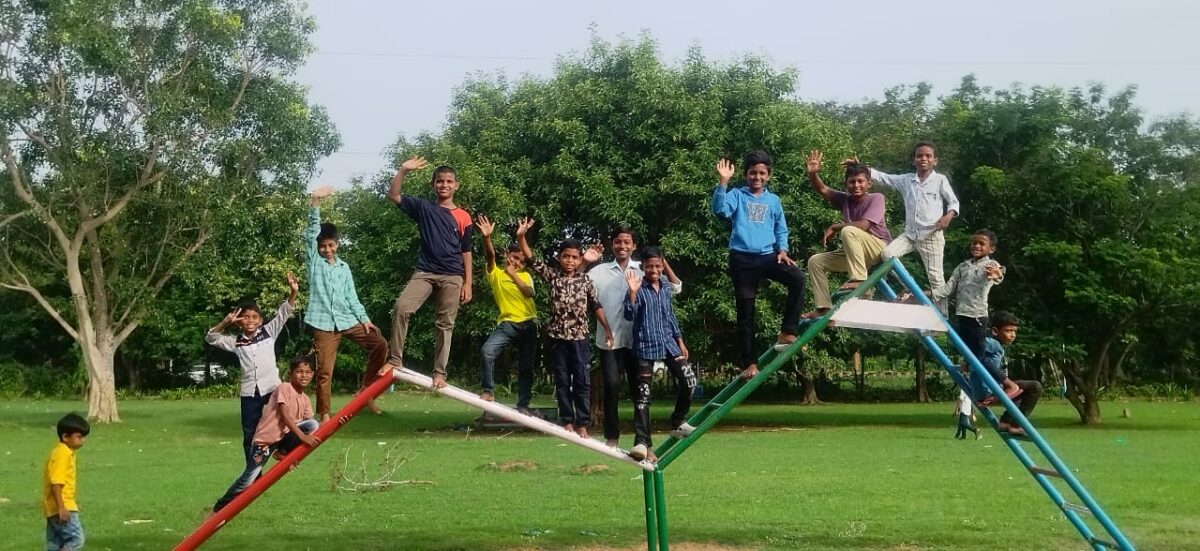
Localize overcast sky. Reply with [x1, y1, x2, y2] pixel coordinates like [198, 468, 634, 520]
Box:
[295, 0, 1200, 186]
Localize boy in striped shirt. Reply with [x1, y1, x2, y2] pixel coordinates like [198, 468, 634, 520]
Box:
[623, 247, 696, 461]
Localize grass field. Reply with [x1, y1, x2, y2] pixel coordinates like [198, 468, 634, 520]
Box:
[1, 393, 1197, 550]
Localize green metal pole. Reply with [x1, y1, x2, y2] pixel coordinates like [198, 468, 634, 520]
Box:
[655, 260, 897, 469]
[654, 469, 669, 551]
[643, 471, 658, 551]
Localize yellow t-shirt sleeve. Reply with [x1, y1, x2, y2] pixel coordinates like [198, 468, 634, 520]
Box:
[47, 447, 71, 485]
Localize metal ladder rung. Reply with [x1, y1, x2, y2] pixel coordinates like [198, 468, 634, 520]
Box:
[1062, 502, 1093, 516]
[1029, 466, 1062, 478]
[1089, 536, 1119, 549]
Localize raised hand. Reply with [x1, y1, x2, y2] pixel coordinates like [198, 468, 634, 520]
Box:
[984, 262, 1005, 281]
[806, 150, 823, 175]
[625, 268, 643, 294]
[716, 158, 735, 185]
[583, 242, 603, 264]
[476, 215, 495, 237]
[311, 184, 335, 200]
[399, 156, 428, 173]
[515, 217, 536, 237]
[286, 271, 299, 293]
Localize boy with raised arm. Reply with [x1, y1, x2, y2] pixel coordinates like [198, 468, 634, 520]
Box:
[385, 157, 474, 388]
[205, 272, 298, 461]
[516, 217, 614, 437]
[804, 150, 892, 317]
[712, 151, 806, 380]
[476, 215, 538, 410]
[305, 185, 390, 421]
[853, 142, 959, 307]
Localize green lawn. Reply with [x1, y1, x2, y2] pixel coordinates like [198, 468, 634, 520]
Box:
[0, 394, 1196, 550]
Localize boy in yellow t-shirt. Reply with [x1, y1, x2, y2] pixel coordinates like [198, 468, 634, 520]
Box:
[44, 413, 90, 551]
[476, 215, 538, 411]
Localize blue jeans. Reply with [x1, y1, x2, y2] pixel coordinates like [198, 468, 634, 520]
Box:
[240, 390, 273, 463]
[45, 512, 84, 551]
[549, 338, 591, 427]
[213, 418, 318, 512]
[479, 320, 538, 407]
[954, 413, 977, 439]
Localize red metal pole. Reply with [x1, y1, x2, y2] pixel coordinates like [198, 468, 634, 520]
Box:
[174, 371, 396, 551]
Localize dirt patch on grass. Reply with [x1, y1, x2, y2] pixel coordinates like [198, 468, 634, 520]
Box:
[479, 460, 539, 472]
[571, 463, 611, 475]
[513, 544, 758, 551]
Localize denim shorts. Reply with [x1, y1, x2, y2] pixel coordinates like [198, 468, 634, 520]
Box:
[46, 511, 84, 551]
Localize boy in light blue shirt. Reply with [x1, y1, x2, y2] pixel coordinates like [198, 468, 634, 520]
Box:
[711, 150, 806, 380]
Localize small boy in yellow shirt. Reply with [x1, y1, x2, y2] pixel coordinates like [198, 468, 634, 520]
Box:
[475, 215, 539, 410]
[44, 413, 90, 551]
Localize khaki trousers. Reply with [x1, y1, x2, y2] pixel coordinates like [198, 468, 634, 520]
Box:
[387, 271, 463, 376]
[312, 324, 390, 416]
[807, 226, 887, 309]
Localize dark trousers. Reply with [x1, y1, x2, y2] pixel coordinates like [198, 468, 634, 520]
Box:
[599, 347, 639, 441]
[957, 315, 990, 366]
[632, 357, 696, 447]
[479, 320, 538, 407]
[549, 338, 591, 427]
[729, 251, 806, 368]
[239, 390, 272, 463]
[954, 413, 978, 439]
[1000, 380, 1043, 424]
[214, 418, 319, 512]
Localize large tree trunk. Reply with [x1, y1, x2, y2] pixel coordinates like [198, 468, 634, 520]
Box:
[789, 356, 821, 405]
[81, 339, 121, 422]
[1060, 359, 1101, 425]
[914, 344, 930, 403]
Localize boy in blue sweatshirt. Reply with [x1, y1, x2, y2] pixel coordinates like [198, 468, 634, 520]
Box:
[712, 150, 806, 380]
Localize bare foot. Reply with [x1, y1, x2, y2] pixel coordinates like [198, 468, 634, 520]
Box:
[367, 400, 382, 415]
[740, 364, 759, 380]
[431, 373, 447, 389]
[576, 426, 590, 439]
[480, 391, 494, 402]
[773, 332, 798, 351]
[564, 423, 575, 434]
[605, 439, 618, 448]
[838, 279, 863, 291]
[801, 309, 829, 320]
[378, 363, 395, 377]
[319, 413, 331, 423]
[646, 449, 658, 462]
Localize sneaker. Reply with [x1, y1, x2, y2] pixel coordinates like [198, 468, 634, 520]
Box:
[670, 422, 696, 439]
[629, 444, 648, 460]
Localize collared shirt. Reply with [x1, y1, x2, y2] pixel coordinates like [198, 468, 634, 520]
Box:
[42, 442, 77, 517]
[305, 207, 371, 332]
[829, 190, 893, 244]
[529, 258, 602, 341]
[205, 300, 292, 397]
[933, 256, 1004, 319]
[711, 185, 790, 254]
[624, 276, 684, 361]
[588, 259, 681, 350]
[869, 168, 960, 240]
[486, 265, 537, 324]
[252, 382, 314, 446]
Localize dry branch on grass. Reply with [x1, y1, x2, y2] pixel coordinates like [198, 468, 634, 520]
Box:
[328, 444, 434, 493]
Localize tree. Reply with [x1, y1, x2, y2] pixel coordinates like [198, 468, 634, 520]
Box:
[0, 0, 338, 421]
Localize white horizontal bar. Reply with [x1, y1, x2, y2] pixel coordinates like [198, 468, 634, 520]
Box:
[830, 298, 947, 334]
[392, 368, 655, 471]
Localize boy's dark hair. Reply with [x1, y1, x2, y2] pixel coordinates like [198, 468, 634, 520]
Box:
[289, 354, 313, 371]
[912, 140, 938, 157]
[991, 311, 1019, 329]
[559, 238, 583, 255]
[610, 225, 637, 243]
[505, 242, 523, 254]
[742, 150, 773, 174]
[974, 228, 999, 247]
[843, 163, 871, 181]
[57, 413, 90, 439]
[237, 300, 262, 317]
[430, 165, 457, 183]
[317, 222, 339, 243]
[640, 246, 663, 261]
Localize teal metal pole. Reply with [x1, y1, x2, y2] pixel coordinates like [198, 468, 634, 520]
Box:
[643, 472, 658, 551]
[654, 469, 669, 551]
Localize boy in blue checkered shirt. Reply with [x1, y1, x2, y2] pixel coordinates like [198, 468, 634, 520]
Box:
[623, 247, 696, 461]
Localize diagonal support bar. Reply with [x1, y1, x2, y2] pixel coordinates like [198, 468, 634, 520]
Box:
[392, 368, 655, 471]
[174, 371, 398, 551]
